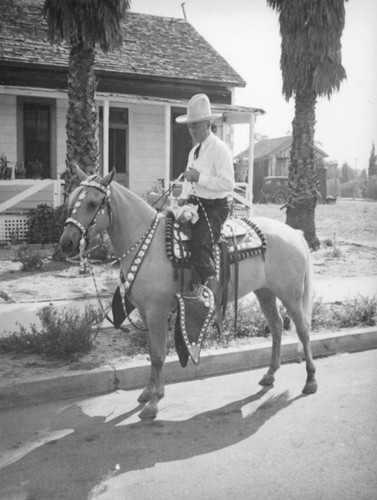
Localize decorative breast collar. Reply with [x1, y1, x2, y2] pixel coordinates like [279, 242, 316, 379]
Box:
[120, 213, 162, 296]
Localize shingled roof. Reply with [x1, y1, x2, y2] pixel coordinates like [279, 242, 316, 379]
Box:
[0, 0, 246, 87]
[235, 136, 328, 161]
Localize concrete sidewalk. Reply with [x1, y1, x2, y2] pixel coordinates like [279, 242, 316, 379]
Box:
[1, 326, 376, 410]
[0, 274, 376, 410]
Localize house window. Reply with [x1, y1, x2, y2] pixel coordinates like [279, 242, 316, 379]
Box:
[17, 98, 55, 179]
[22, 102, 51, 179]
[276, 157, 288, 176]
[99, 107, 129, 187]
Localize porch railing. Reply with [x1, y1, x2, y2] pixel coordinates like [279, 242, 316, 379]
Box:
[0, 179, 63, 214]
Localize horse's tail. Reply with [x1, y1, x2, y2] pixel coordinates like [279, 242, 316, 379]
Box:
[301, 233, 314, 328]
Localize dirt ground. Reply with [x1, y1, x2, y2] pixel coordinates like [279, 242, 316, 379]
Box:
[0, 199, 376, 381]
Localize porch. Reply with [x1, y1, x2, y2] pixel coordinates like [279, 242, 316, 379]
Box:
[0, 179, 63, 243]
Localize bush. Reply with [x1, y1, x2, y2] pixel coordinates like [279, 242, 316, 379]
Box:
[0, 304, 104, 360]
[222, 299, 272, 338]
[340, 179, 360, 198]
[27, 204, 68, 245]
[11, 243, 44, 271]
[311, 296, 376, 330]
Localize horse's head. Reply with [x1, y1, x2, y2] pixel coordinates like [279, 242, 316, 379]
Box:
[59, 164, 115, 257]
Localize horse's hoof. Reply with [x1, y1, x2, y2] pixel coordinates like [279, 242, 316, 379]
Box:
[138, 401, 158, 420]
[302, 380, 318, 395]
[137, 388, 153, 403]
[259, 374, 275, 386]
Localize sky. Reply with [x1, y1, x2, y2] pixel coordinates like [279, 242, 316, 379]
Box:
[131, 0, 377, 171]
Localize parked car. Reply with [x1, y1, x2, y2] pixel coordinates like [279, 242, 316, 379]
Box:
[260, 176, 289, 204]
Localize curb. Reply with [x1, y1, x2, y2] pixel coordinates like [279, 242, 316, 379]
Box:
[1, 327, 376, 410]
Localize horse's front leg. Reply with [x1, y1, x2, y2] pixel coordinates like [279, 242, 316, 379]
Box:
[137, 309, 159, 404]
[137, 305, 168, 420]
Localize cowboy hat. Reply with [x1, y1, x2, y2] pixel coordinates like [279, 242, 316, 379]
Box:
[175, 94, 222, 124]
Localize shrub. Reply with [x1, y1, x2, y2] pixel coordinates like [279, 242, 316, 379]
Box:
[340, 179, 359, 198]
[222, 299, 271, 338]
[11, 243, 44, 271]
[311, 295, 376, 330]
[0, 304, 104, 360]
[27, 204, 68, 245]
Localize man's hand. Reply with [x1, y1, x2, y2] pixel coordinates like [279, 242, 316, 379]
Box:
[177, 197, 188, 207]
[183, 168, 200, 182]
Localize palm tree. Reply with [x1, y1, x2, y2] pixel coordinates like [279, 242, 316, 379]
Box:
[267, 0, 347, 249]
[42, 0, 130, 195]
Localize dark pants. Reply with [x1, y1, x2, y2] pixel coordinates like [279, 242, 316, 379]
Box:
[189, 196, 231, 284]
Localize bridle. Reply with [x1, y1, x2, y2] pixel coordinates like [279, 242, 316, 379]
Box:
[65, 175, 113, 256]
[64, 174, 162, 331]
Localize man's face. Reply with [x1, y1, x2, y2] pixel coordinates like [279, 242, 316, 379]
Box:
[187, 120, 210, 144]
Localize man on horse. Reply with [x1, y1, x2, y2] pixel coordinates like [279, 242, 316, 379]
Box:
[175, 94, 235, 297]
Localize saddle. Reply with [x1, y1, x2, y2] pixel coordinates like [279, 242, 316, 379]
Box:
[111, 213, 267, 368]
[165, 212, 266, 268]
[166, 213, 267, 366]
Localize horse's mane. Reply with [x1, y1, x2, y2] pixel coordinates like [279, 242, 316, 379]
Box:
[109, 180, 157, 217]
[67, 176, 158, 219]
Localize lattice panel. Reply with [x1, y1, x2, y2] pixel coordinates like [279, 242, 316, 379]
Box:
[0, 215, 28, 243]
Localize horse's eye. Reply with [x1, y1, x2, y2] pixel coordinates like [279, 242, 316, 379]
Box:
[88, 200, 99, 209]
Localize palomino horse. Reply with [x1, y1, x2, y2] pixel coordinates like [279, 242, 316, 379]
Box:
[60, 167, 317, 419]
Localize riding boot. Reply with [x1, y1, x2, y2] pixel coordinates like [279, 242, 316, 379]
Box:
[205, 276, 224, 338]
[189, 268, 201, 291]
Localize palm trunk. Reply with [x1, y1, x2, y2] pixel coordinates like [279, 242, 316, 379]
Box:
[65, 43, 99, 194]
[286, 90, 320, 250]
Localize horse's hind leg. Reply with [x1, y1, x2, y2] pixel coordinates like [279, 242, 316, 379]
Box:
[254, 288, 283, 387]
[284, 303, 317, 395]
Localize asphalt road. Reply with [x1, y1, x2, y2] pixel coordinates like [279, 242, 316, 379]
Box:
[0, 350, 376, 500]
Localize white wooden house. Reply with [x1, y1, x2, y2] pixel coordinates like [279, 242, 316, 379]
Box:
[0, 0, 264, 241]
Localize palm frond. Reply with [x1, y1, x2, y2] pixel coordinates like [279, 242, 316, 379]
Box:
[42, 0, 131, 50]
[268, 0, 347, 100]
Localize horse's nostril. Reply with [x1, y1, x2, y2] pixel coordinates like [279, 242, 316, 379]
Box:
[60, 237, 72, 254]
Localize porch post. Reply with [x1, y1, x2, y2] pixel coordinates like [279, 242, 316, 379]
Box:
[103, 99, 110, 175]
[247, 112, 256, 217]
[164, 104, 171, 189]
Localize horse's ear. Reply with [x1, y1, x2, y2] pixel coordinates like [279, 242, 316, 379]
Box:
[74, 163, 87, 181]
[101, 168, 116, 187]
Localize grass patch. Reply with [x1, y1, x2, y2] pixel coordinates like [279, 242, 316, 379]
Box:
[0, 304, 104, 360]
[312, 296, 377, 330]
[1, 296, 375, 361]
[124, 294, 377, 355]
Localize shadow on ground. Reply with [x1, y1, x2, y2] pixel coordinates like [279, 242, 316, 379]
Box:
[0, 387, 306, 499]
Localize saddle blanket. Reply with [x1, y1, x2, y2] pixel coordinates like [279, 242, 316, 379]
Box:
[165, 213, 266, 267]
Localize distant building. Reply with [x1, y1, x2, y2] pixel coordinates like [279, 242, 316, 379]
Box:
[234, 136, 328, 202]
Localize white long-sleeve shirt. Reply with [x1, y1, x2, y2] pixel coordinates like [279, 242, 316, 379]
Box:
[181, 132, 235, 200]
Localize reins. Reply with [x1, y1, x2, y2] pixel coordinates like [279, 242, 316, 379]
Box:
[149, 172, 184, 209]
[65, 176, 161, 333]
